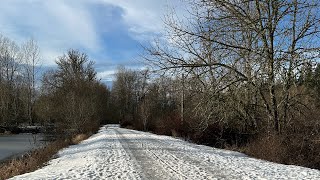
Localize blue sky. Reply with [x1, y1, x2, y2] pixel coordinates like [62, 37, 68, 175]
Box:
[0, 0, 187, 85]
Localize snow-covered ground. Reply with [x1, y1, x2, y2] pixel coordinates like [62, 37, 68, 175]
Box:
[10, 125, 320, 179]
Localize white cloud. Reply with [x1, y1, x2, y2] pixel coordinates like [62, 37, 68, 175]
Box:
[0, 0, 99, 66]
[40, 49, 62, 66]
[98, 0, 188, 40]
[0, 0, 189, 68]
[42, 1, 99, 51]
[97, 69, 116, 81]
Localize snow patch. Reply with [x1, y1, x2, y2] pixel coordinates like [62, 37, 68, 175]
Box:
[10, 125, 320, 179]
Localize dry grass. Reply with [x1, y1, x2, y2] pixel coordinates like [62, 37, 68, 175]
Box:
[0, 133, 90, 180]
[244, 133, 320, 170]
[244, 134, 285, 163]
[71, 133, 90, 144]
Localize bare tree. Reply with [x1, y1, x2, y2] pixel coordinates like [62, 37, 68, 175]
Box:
[39, 49, 106, 134]
[21, 38, 40, 125]
[0, 35, 23, 125]
[144, 0, 320, 133]
[111, 66, 141, 126]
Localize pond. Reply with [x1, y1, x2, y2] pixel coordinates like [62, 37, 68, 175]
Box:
[0, 133, 45, 162]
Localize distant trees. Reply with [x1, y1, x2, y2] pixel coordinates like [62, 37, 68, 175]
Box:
[0, 35, 40, 126]
[21, 39, 40, 125]
[111, 66, 139, 125]
[111, 67, 178, 132]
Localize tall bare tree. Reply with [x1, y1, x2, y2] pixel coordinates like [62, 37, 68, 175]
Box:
[0, 35, 23, 125]
[144, 0, 320, 133]
[21, 38, 40, 125]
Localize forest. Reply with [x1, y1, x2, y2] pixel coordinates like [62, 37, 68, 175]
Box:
[1, 0, 320, 171]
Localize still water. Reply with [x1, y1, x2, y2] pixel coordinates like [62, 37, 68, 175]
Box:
[0, 133, 44, 162]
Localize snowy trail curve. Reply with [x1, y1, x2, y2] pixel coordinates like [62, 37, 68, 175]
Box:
[10, 125, 320, 179]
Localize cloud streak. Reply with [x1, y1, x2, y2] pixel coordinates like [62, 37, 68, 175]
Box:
[0, 0, 102, 65]
[0, 0, 188, 84]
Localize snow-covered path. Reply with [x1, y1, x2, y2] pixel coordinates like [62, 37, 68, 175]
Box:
[11, 125, 320, 179]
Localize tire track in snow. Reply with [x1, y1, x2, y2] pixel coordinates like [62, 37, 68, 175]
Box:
[101, 126, 144, 179]
[128, 129, 233, 179]
[114, 128, 183, 179]
[121, 129, 207, 178]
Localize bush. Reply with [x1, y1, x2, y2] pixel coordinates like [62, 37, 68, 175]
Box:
[245, 133, 286, 163]
[245, 133, 320, 170]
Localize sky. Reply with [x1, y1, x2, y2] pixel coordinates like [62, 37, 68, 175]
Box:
[0, 0, 187, 86]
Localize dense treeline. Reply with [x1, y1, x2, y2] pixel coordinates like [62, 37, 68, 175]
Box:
[110, 67, 178, 132]
[0, 35, 110, 136]
[111, 0, 320, 169]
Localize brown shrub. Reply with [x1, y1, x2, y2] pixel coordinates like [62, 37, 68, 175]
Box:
[245, 133, 320, 170]
[151, 112, 182, 136]
[245, 133, 286, 163]
[71, 134, 89, 144]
